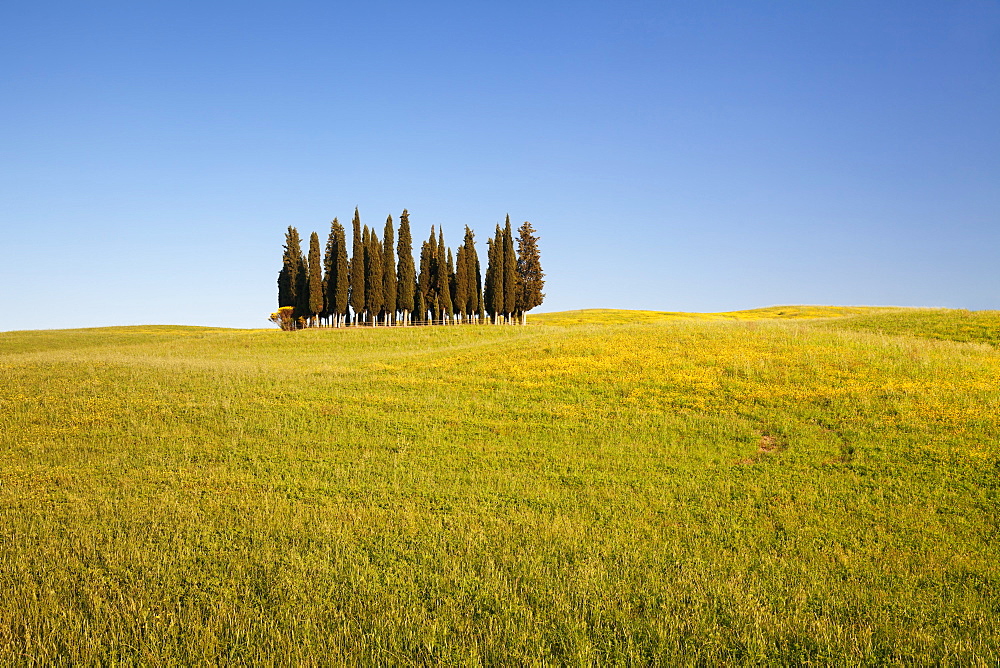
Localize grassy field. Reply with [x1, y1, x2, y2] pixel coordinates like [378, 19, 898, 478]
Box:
[1, 307, 998, 664]
[529, 304, 893, 326]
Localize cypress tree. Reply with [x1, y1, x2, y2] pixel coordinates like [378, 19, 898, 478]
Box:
[366, 227, 383, 325]
[447, 246, 456, 308]
[465, 228, 483, 323]
[476, 252, 485, 323]
[454, 244, 468, 323]
[503, 216, 518, 323]
[438, 229, 452, 323]
[426, 226, 440, 322]
[461, 226, 480, 321]
[322, 219, 337, 325]
[278, 226, 303, 310]
[294, 247, 309, 326]
[382, 215, 396, 325]
[516, 221, 545, 325]
[489, 226, 505, 323]
[365, 230, 385, 325]
[350, 208, 365, 325]
[416, 288, 427, 325]
[333, 220, 349, 327]
[396, 210, 415, 325]
[446, 246, 456, 322]
[361, 225, 370, 322]
[307, 231, 323, 327]
[417, 239, 431, 324]
[484, 236, 497, 323]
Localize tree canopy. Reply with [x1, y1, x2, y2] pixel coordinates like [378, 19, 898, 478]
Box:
[274, 211, 542, 329]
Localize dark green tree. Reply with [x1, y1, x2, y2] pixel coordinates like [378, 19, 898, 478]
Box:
[423, 227, 440, 321]
[488, 226, 505, 323]
[307, 231, 323, 327]
[382, 215, 396, 325]
[278, 226, 303, 311]
[515, 221, 545, 325]
[371, 229, 385, 325]
[350, 208, 365, 325]
[294, 254, 309, 326]
[361, 225, 370, 322]
[396, 210, 415, 325]
[447, 247, 457, 313]
[476, 258, 484, 322]
[416, 288, 427, 325]
[460, 226, 480, 322]
[484, 234, 501, 324]
[418, 238, 431, 324]
[330, 219, 349, 327]
[322, 219, 337, 325]
[471, 234, 484, 323]
[503, 216, 518, 323]
[365, 226, 383, 325]
[454, 243, 468, 323]
[438, 229, 452, 323]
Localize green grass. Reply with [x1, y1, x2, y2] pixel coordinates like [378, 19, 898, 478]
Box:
[2, 309, 999, 663]
[531, 304, 897, 326]
[821, 308, 1000, 346]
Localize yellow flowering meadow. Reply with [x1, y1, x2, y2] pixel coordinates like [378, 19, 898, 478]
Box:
[0, 309, 998, 663]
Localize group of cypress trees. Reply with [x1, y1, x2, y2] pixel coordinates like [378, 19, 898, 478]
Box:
[273, 209, 543, 330]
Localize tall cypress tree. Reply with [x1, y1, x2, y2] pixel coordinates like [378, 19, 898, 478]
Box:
[361, 226, 371, 323]
[461, 226, 480, 321]
[476, 253, 485, 322]
[468, 229, 483, 323]
[382, 215, 396, 325]
[350, 208, 365, 325]
[307, 231, 323, 327]
[322, 219, 337, 326]
[415, 288, 427, 325]
[278, 226, 303, 310]
[361, 225, 370, 322]
[490, 226, 505, 323]
[454, 244, 468, 323]
[333, 220, 349, 327]
[438, 229, 452, 322]
[502, 216, 518, 323]
[417, 239, 431, 324]
[426, 226, 440, 322]
[484, 235, 497, 323]
[516, 221, 545, 324]
[475, 257, 486, 323]
[366, 227, 383, 325]
[396, 210, 415, 325]
[294, 248, 309, 325]
[447, 247, 456, 309]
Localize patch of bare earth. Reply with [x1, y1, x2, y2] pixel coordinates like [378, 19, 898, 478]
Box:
[758, 434, 782, 454]
[734, 434, 785, 466]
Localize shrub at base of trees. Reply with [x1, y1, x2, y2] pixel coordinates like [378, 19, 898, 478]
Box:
[274, 210, 544, 329]
[267, 306, 297, 331]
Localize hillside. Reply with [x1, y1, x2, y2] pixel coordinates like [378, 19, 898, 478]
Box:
[1, 309, 998, 663]
[529, 305, 895, 326]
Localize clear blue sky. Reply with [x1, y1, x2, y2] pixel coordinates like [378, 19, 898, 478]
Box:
[2, 1, 998, 330]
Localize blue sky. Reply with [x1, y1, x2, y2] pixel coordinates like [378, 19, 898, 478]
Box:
[2, 1, 998, 330]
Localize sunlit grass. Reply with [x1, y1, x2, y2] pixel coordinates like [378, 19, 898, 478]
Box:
[1, 310, 998, 663]
[530, 304, 897, 326]
[821, 308, 1000, 346]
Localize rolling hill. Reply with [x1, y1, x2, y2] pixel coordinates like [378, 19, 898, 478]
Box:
[1, 307, 998, 663]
